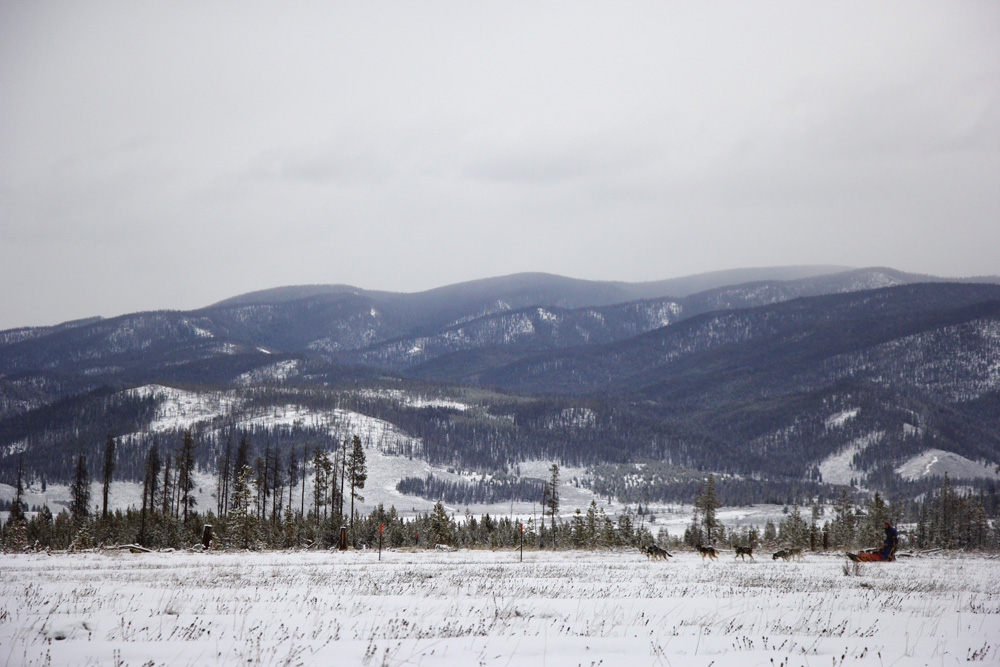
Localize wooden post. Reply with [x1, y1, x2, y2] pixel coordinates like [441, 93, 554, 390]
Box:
[520, 523, 523, 562]
[379, 523, 383, 561]
[339, 526, 348, 551]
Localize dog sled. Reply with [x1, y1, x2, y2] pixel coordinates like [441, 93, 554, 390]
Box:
[846, 547, 894, 562]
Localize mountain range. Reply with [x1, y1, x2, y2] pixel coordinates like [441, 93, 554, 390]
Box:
[2, 265, 999, 504]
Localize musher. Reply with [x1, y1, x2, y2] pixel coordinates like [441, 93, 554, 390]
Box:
[881, 521, 898, 560]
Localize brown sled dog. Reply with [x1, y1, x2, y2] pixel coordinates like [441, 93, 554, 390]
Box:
[733, 545, 754, 561]
[697, 545, 718, 560]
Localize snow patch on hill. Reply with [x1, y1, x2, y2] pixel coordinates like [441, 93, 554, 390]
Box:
[895, 448, 1000, 482]
[354, 388, 470, 411]
[130, 385, 241, 432]
[825, 408, 859, 429]
[817, 432, 884, 485]
[236, 359, 301, 384]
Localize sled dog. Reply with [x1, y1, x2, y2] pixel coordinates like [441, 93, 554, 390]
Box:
[644, 544, 672, 560]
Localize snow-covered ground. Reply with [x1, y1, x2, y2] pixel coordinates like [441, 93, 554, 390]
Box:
[1, 549, 997, 666]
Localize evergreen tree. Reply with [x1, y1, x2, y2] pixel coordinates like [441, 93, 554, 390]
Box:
[26, 505, 53, 547]
[311, 448, 331, 524]
[4, 458, 27, 550]
[217, 435, 233, 516]
[177, 430, 197, 525]
[140, 443, 161, 546]
[101, 434, 116, 520]
[347, 435, 367, 539]
[269, 447, 283, 525]
[228, 464, 258, 549]
[430, 500, 451, 545]
[9, 456, 26, 525]
[570, 508, 586, 547]
[832, 489, 855, 548]
[546, 464, 560, 534]
[598, 506, 616, 547]
[859, 492, 889, 547]
[696, 473, 719, 544]
[339, 437, 348, 519]
[778, 503, 809, 548]
[585, 500, 598, 543]
[287, 446, 299, 515]
[617, 510, 635, 547]
[232, 436, 250, 497]
[763, 519, 777, 545]
[70, 453, 91, 528]
[161, 453, 173, 516]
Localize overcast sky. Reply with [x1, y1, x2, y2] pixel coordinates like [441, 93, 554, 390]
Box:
[1, 2, 998, 330]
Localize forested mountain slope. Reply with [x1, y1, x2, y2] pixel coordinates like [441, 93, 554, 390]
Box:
[2, 269, 999, 504]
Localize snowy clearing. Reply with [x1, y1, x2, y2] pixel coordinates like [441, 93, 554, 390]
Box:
[1, 549, 997, 666]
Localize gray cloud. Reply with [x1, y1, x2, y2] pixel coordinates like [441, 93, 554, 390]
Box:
[1, 1, 998, 329]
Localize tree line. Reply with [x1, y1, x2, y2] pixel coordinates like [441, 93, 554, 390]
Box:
[3, 433, 999, 554]
[683, 473, 999, 553]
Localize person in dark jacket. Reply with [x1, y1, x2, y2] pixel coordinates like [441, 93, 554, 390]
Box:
[881, 521, 898, 559]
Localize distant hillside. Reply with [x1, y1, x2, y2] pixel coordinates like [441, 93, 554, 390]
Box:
[2, 267, 999, 504]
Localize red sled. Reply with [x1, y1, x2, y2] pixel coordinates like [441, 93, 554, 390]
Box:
[847, 548, 894, 562]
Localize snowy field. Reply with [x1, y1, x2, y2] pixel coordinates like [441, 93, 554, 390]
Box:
[2, 549, 998, 666]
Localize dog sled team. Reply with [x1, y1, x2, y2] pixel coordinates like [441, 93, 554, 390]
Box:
[643, 521, 900, 563]
[641, 543, 798, 562]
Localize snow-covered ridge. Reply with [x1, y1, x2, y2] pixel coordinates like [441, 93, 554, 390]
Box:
[354, 388, 470, 411]
[126, 384, 424, 456]
[895, 448, 1000, 482]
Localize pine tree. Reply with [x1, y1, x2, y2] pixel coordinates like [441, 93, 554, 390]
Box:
[347, 435, 367, 539]
[161, 453, 173, 516]
[570, 508, 586, 547]
[177, 430, 197, 525]
[779, 504, 809, 548]
[101, 434, 116, 520]
[9, 456, 26, 525]
[966, 495, 990, 549]
[5, 458, 27, 551]
[430, 500, 451, 545]
[70, 453, 91, 528]
[339, 437, 348, 519]
[300, 446, 308, 516]
[287, 446, 299, 515]
[763, 519, 777, 545]
[232, 436, 250, 498]
[832, 489, 855, 548]
[585, 500, 598, 543]
[311, 448, 331, 524]
[696, 473, 719, 544]
[217, 435, 233, 516]
[228, 464, 258, 549]
[140, 443, 161, 546]
[269, 447, 283, 525]
[860, 492, 889, 548]
[546, 464, 560, 535]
